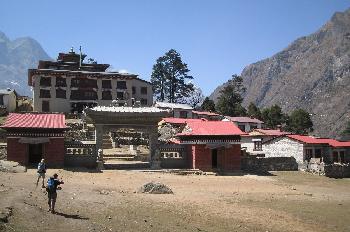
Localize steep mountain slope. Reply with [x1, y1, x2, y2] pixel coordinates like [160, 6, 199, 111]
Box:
[210, 9, 350, 138]
[0, 31, 51, 96]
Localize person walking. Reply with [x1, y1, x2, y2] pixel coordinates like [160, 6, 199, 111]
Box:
[46, 173, 64, 214]
[36, 159, 46, 188]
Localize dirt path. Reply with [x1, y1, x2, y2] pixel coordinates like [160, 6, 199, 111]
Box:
[0, 170, 349, 232]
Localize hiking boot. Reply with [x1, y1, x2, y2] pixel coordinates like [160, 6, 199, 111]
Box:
[51, 210, 55, 214]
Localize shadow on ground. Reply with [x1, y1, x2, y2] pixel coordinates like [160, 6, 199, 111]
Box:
[54, 211, 89, 220]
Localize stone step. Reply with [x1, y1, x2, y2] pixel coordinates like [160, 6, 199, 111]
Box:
[103, 161, 150, 170]
[103, 157, 136, 161]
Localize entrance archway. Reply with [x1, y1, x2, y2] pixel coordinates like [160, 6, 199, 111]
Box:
[84, 106, 170, 169]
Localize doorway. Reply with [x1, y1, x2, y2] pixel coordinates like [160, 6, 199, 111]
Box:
[29, 144, 43, 164]
[212, 149, 218, 168]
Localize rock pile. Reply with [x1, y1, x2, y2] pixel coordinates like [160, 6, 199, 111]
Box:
[0, 160, 26, 173]
[0, 147, 6, 160]
[138, 182, 173, 194]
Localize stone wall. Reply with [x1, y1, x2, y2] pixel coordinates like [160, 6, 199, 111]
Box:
[324, 164, 350, 178]
[263, 137, 304, 164]
[241, 156, 298, 173]
[0, 145, 6, 160]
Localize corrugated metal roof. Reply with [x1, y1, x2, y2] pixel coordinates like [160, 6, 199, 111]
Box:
[225, 116, 264, 124]
[253, 129, 291, 136]
[91, 106, 169, 113]
[178, 121, 246, 136]
[161, 117, 207, 125]
[192, 111, 220, 116]
[1, 113, 66, 129]
[154, 102, 193, 110]
[286, 135, 350, 148]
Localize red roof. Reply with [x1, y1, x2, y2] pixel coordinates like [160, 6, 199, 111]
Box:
[192, 111, 220, 116]
[161, 117, 207, 125]
[225, 116, 264, 124]
[178, 121, 246, 136]
[1, 113, 67, 129]
[254, 129, 291, 136]
[287, 135, 350, 148]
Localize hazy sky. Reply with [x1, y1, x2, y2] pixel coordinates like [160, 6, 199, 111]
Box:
[1, 0, 349, 96]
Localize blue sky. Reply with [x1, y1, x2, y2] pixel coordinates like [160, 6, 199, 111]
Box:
[1, 0, 349, 96]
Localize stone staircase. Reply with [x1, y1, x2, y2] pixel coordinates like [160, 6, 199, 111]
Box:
[103, 160, 150, 170]
[102, 147, 150, 170]
[102, 133, 113, 149]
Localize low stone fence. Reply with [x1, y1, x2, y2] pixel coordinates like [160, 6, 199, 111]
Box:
[303, 159, 350, 178]
[324, 163, 350, 178]
[241, 156, 298, 173]
[64, 141, 97, 168]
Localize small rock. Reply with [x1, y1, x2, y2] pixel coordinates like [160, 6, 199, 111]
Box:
[108, 216, 111, 220]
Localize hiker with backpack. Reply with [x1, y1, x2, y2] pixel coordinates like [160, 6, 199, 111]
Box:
[46, 173, 64, 214]
[36, 159, 46, 188]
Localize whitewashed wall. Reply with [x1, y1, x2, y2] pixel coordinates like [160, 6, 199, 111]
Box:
[264, 137, 304, 164]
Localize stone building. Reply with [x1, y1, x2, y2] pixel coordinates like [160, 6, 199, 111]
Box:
[28, 48, 153, 113]
[223, 116, 264, 132]
[174, 121, 245, 172]
[1, 113, 67, 167]
[0, 88, 17, 114]
[241, 129, 290, 155]
[192, 110, 221, 121]
[263, 135, 350, 168]
[154, 102, 193, 118]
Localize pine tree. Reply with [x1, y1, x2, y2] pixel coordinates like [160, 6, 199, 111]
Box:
[150, 49, 193, 103]
[216, 74, 246, 116]
[247, 102, 262, 119]
[201, 97, 216, 112]
[285, 109, 313, 134]
[261, 105, 285, 129]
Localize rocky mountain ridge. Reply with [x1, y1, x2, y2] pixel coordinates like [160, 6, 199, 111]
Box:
[210, 8, 350, 139]
[0, 31, 51, 96]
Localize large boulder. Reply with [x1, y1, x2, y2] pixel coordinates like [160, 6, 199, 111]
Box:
[138, 182, 173, 194]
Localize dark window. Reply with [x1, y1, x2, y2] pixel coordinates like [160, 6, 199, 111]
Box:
[55, 77, 66, 87]
[140, 98, 148, 106]
[238, 125, 246, 132]
[42, 101, 50, 112]
[71, 90, 97, 100]
[117, 81, 127, 89]
[254, 141, 262, 151]
[333, 151, 339, 163]
[340, 151, 345, 163]
[141, 87, 147, 95]
[117, 91, 124, 100]
[179, 111, 188, 118]
[0, 95, 3, 105]
[40, 77, 51, 87]
[305, 149, 313, 161]
[71, 78, 80, 87]
[250, 124, 257, 131]
[314, 149, 322, 158]
[56, 88, 66, 99]
[71, 78, 97, 88]
[118, 103, 125, 107]
[102, 80, 112, 89]
[39, 89, 51, 98]
[132, 86, 136, 95]
[102, 91, 112, 100]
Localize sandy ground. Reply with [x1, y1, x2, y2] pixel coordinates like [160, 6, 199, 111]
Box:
[0, 169, 349, 232]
